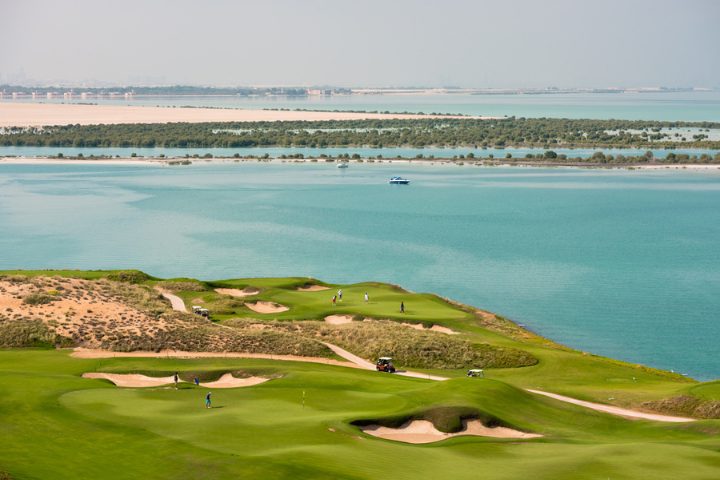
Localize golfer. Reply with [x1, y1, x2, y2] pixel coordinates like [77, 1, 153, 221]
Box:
[205, 392, 212, 409]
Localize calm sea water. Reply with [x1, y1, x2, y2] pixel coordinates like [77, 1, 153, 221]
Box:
[1, 146, 718, 160]
[4, 91, 720, 121]
[1, 163, 719, 380]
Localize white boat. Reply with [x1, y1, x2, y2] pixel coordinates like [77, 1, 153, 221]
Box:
[389, 176, 410, 185]
[337, 162, 349, 168]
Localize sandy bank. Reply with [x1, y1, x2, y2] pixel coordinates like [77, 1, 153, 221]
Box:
[297, 285, 330, 292]
[361, 419, 542, 443]
[324, 314, 354, 325]
[82, 371, 269, 388]
[214, 287, 260, 298]
[2, 156, 719, 171]
[245, 301, 289, 314]
[402, 322, 457, 335]
[0, 102, 476, 127]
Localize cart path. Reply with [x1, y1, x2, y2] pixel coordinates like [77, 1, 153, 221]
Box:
[526, 389, 695, 423]
[321, 342, 450, 382]
[72, 342, 694, 422]
[156, 288, 187, 313]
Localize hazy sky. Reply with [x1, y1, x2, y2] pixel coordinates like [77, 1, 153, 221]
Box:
[1, 0, 718, 88]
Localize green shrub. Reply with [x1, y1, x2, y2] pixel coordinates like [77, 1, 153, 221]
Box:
[106, 270, 152, 284]
[22, 292, 57, 305]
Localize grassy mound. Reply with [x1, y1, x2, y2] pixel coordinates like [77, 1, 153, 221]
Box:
[225, 319, 537, 369]
[101, 323, 332, 357]
[351, 405, 515, 433]
[641, 395, 720, 419]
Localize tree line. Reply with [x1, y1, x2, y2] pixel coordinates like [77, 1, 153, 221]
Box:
[2, 118, 719, 150]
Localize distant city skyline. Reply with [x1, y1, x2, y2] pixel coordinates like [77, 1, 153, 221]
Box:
[1, 0, 718, 89]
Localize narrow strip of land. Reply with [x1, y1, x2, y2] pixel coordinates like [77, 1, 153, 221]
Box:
[0, 102, 477, 127]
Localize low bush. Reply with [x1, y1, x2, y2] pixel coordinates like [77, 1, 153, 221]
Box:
[106, 270, 152, 284]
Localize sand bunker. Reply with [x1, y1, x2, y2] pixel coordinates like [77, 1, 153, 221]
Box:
[325, 314, 354, 325]
[200, 373, 269, 388]
[402, 323, 457, 335]
[361, 420, 541, 444]
[83, 372, 270, 389]
[297, 285, 330, 292]
[82, 372, 176, 388]
[215, 287, 260, 298]
[245, 301, 289, 314]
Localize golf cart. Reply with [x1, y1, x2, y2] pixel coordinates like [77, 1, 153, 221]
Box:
[376, 357, 396, 373]
[466, 369, 484, 378]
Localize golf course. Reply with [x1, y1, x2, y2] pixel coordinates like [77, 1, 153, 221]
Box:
[1, 270, 719, 479]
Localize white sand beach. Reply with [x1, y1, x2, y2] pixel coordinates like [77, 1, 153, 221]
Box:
[0, 102, 480, 127]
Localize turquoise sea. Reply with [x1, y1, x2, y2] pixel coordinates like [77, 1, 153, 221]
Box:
[4, 91, 720, 121]
[1, 162, 718, 380]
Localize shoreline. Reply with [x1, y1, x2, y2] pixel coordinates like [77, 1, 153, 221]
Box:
[0, 102, 486, 127]
[2, 155, 720, 171]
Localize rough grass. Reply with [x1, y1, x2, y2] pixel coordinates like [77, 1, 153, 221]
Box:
[22, 292, 59, 305]
[224, 319, 537, 369]
[101, 321, 331, 357]
[641, 395, 720, 419]
[0, 317, 63, 348]
[155, 280, 209, 292]
[105, 270, 153, 284]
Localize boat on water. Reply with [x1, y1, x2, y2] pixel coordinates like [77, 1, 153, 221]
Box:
[389, 176, 410, 185]
[337, 162, 349, 168]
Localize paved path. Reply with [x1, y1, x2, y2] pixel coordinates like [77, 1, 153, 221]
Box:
[322, 342, 449, 381]
[527, 389, 695, 423]
[156, 288, 187, 312]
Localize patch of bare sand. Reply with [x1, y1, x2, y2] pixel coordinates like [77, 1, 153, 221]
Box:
[361, 419, 542, 443]
[325, 315, 354, 325]
[82, 372, 175, 388]
[0, 277, 173, 347]
[200, 373, 269, 388]
[297, 285, 330, 292]
[214, 287, 260, 298]
[0, 102, 473, 128]
[402, 322, 458, 335]
[245, 301, 289, 314]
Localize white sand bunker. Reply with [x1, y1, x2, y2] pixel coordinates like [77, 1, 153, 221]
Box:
[325, 314, 354, 325]
[215, 287, 260, 297]
[198, 373, 269, 388]
[246, 301, 289, 314]
[361, 420, 541, 444]
[82, 372, 176, 388]
[297, 285, 330, 292]
[83, 372, 270, 389]
[402, 323, 458, 335]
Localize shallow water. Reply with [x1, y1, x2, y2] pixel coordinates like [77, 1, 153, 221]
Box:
[1, 163, 718, 380]
[4, 91, 720, 120]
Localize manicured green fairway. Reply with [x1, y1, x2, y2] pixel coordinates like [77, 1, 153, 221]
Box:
[2, 271, 719, 479]
[1, 350, 719, 480]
